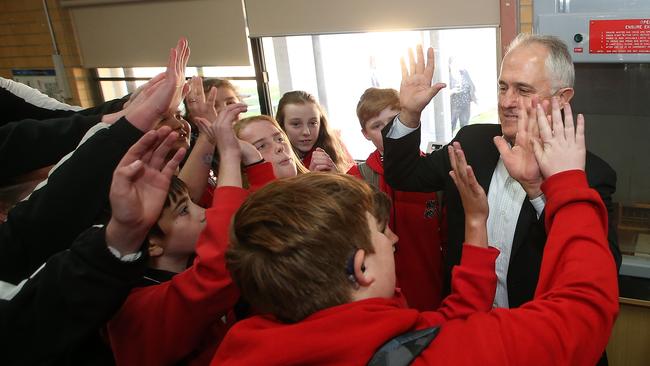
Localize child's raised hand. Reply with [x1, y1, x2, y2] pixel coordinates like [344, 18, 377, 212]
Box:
[126, 38, 191, 132]
[106, 126, 186, 255]
[186, 76, 218, 124]
[448, 142, 488, 248]
[532, 98, 586, 178]
[209, 102, 248, 157]
[239, 139, 263, 166]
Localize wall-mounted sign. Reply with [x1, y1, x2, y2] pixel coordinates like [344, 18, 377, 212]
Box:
[11, 69, 64, 101]
[590, 19, 650, 54]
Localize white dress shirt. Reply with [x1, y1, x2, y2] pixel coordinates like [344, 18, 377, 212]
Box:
[387, 116, 545, 308]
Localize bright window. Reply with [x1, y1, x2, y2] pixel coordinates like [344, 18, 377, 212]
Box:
[262, 28, 498, 159]
[95, 66, 261, 116]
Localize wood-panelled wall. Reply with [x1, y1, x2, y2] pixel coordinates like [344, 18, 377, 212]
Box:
[0, 0, 96, 106]
[519, 0, 533, 34]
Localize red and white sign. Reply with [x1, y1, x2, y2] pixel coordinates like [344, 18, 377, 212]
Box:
[590, 19, 650, 54]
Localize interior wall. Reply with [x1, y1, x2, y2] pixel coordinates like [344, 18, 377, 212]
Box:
[0, 0, 97, 107]
[519, 0, 533, 34]
[573, 63, 650, 204]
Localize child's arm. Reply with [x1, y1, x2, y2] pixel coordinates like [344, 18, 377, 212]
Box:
[420, 102, 618, 366]
[109, 102, 252, 365]
[0, 113, 104, 181]
[178, 77, 219, 203]
[0, 127, 183, 365]
[0, 40, 190, 284]
[422, 143, 498, 322]
[420, 172, 617, 366]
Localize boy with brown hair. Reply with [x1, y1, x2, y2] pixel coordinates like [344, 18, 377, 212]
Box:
[354, 87, 444, 311]
[211, 100, 618, 365]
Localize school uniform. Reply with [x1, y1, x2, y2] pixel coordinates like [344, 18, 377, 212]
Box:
[211, 171, 618, 366]
[109, 163, 276, 365]
[354, 149, 444, 311]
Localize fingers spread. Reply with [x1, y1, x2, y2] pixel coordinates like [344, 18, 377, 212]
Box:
[575, 113, 585, 149]
[149, 131, 179, 170]
[536, 104, 553, 142]
[400, 57, 408, 80]
[430, 83, 447, 98]
[424, 47, 435, 80]
[121, 159, 144, 180]
[517, 97, 529, 136]
[551, 97, 564, 140]
[207, 86, 218, 105]
[119, 130, 159, 168]
[563, 102, 575, 144]
[493, 135, 511, 157]
[448, 145, 458, 173]
[162, 147, 186, 178]
[416, 44, 425, 74]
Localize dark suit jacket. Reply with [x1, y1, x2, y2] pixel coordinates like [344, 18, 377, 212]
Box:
[383, 122, 620, 308]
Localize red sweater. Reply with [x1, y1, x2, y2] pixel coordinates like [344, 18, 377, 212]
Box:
[198, 161, 277, 208]
[211, 170, 618, 366]
[108, 163, 276, 365]
[352, 150, 444, 310]
[212, 243, 498, 365]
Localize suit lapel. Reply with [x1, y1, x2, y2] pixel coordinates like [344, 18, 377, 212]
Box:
[474, 127, 501, 194]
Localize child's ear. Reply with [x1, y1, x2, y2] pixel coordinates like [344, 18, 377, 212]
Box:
[361, 128, 371, 141]
[147, 238, 165, 258]
[353, 249, 374, 287]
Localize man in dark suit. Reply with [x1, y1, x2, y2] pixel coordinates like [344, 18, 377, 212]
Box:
[383, 34, 620, 310]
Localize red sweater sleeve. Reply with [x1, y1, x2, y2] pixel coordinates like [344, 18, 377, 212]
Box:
[417, 170, 619, 366]
[421, 244, 498, 324]
[108, 186, 248, 365]
[245, 161, 276, 192]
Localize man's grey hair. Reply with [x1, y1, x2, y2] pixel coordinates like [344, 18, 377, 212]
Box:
[506, 33, 575, 92]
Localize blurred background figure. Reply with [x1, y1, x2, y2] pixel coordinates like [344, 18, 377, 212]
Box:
[448, 56, 476, 134]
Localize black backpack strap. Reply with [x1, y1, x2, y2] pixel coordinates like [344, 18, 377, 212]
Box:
[367, 326, 440, 366]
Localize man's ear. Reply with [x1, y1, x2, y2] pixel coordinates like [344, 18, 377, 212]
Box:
[361, 128, 371, 141]
[558, 87, 574, 106]
[147, 238, 165, 257]
[353, 249, 374, 287]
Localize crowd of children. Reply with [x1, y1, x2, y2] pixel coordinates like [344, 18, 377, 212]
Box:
[0, 35, 619, 366]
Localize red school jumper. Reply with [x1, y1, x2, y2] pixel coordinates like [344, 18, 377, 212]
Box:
[108, 163, 275, 366]
[353, 150, 444, 311]
[211, 170, 619, 366]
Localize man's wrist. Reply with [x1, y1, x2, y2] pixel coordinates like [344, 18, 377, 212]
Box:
[524, 185, 543, 200]
[398, 109, 421, 128]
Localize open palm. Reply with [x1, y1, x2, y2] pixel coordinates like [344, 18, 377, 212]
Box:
[107, 127, 186, 252]
[399, 45, 446, 126]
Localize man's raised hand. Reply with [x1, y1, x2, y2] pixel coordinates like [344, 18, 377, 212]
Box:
[399, 45, 446, 127]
